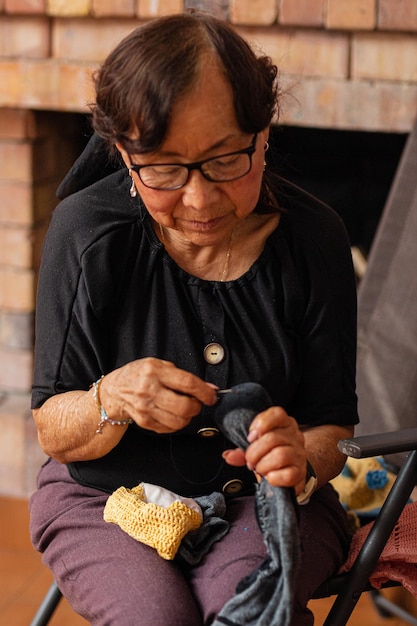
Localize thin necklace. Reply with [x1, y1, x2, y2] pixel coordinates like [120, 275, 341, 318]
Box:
[220, 229, 233, 282]
[158, 223, 233, 282]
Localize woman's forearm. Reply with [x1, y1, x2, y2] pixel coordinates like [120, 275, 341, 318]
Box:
[302, 423, 354, 489]
[33, 359, 218, 464]
[33, 388, 129, 464]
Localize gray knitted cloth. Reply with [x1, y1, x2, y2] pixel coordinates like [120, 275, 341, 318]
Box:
[212, 382, 300, 626]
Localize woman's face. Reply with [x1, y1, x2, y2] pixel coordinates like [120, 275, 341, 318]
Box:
[117, 56, 269, 247]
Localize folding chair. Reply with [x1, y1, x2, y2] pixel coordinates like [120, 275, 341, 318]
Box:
[313, 428, 417, 625]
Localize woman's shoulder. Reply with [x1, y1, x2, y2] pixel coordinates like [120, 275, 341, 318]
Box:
[274, 178, 351, 256]
[48, 170, 142, 247]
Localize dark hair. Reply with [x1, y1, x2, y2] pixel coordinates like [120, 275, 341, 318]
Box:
[91, 11, 282, 213]
[92, 11, 279, 154]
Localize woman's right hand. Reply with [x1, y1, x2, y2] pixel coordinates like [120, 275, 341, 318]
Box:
[33, 358, 218, 463]
[100, 357, 218, 433]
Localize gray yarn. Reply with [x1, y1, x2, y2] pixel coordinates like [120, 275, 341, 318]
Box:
[212, 382, 300, 626]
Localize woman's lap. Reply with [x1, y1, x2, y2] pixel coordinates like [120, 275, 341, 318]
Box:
[30, 459, 349, 626]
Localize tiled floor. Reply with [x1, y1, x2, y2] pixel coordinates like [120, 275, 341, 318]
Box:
[1, 495, 416, 625]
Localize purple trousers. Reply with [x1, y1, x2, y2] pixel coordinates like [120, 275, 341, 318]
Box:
[30, 459, 350, 626]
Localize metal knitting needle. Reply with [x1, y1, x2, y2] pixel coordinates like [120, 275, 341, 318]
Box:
[217, 389, 232, 394]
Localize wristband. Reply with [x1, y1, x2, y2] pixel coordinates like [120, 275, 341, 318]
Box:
[93, 376, 134, 434]
[296, 460, 317, 505]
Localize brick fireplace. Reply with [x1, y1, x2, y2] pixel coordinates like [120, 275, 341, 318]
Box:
[0, 0, 416, 497]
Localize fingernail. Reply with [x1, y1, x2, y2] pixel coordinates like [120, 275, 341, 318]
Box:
[247, 429, 259, 443]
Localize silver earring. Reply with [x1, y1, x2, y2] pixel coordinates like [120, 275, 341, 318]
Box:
[264, 141, 269, 152]
[128, 169, 137, 198]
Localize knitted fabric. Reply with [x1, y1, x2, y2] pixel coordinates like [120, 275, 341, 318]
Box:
[212, 382, 300, 626]
[340, 500, 417, 595]
[104, 483, 202, 560]
[331, 456, 397, 523]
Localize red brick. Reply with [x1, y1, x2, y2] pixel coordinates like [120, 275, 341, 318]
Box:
[0, 267, 35, 310]
[0, 182, 33, 225]
[0, 109, 36, 140]
[4, 0, 46, 13]
[137, 0, 183, 18]
[0, 348, 33, 390]
[0, 62, 24, 106]
[92, 0, 135, 17]
[242, 28, 349, 79]
[0, 227, 32, 268]
[0, 184, 58, 228]
[184, 1, 228, 19]
[0, 393, 43, 496]
[281, 75, 417, 132]
[0, 141, 33, 183]
[326, 0, 376, 30]
[0, 59, 95, 112]
[353, 33, 417, 82]
[378, 0, 417, 31]
[279, 0, 324, 27]
[0, 397, 27, 494]
[0, 311, 33, 349]
[47, 0, 90, 16]
[56, 62, 96, 110]
[52, 17, 140, 62]
[0, 16, 50, 58]
[230, 0, 277, 25]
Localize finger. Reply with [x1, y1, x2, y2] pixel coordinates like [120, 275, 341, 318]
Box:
[246, 428, 303, 470]
[118, 383, 196, 432]
[155, 386, 205, 419]
[131, 404, 194, 433]
[262, 464, 305, 489]
[158, 363, 218, 406]
[248, 444, 306, 488]
[222, 448, 246, 467]
[248, 406, 294, 440]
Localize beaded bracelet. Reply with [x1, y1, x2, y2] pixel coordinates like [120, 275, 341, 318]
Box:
[93, 375, 134, 434]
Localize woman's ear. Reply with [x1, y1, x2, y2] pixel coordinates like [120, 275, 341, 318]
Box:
[115, 142, 131, 169]
[261, 126, 270, 148]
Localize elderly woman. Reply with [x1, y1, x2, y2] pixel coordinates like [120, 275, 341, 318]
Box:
[30, 10, 358, 626]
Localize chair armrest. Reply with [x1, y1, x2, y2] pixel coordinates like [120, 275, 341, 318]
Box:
[338, 428, 417, 458]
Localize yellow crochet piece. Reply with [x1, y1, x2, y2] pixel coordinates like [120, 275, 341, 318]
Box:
[331, 456, 396, 514]
[103, 484, 202, 560]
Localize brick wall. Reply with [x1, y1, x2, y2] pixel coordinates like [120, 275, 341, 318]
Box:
[0, 109, 86, 496]
[1, 0, 417, 128]
[0, 0, 416, 497]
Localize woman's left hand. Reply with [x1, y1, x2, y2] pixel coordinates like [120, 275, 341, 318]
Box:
[222, 406, 307, 495]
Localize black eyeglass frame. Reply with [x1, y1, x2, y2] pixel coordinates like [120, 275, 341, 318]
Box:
[129, 133, 258, 191]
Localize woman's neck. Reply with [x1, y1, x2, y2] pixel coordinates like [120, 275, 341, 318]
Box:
[156, 213, 280, 282]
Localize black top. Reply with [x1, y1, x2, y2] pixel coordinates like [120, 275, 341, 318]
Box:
[32, 163, 358, 497]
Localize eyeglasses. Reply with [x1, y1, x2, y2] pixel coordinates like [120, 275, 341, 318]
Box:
[129, 133, 258, 191]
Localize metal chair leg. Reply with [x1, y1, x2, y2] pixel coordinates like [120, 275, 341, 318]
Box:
[30, 580, 62, 626]
[369, 589, 417, 625]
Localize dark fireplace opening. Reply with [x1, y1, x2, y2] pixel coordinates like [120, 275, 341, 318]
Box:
[60, 114, 408, 256]
[270, 125, 408, 254]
